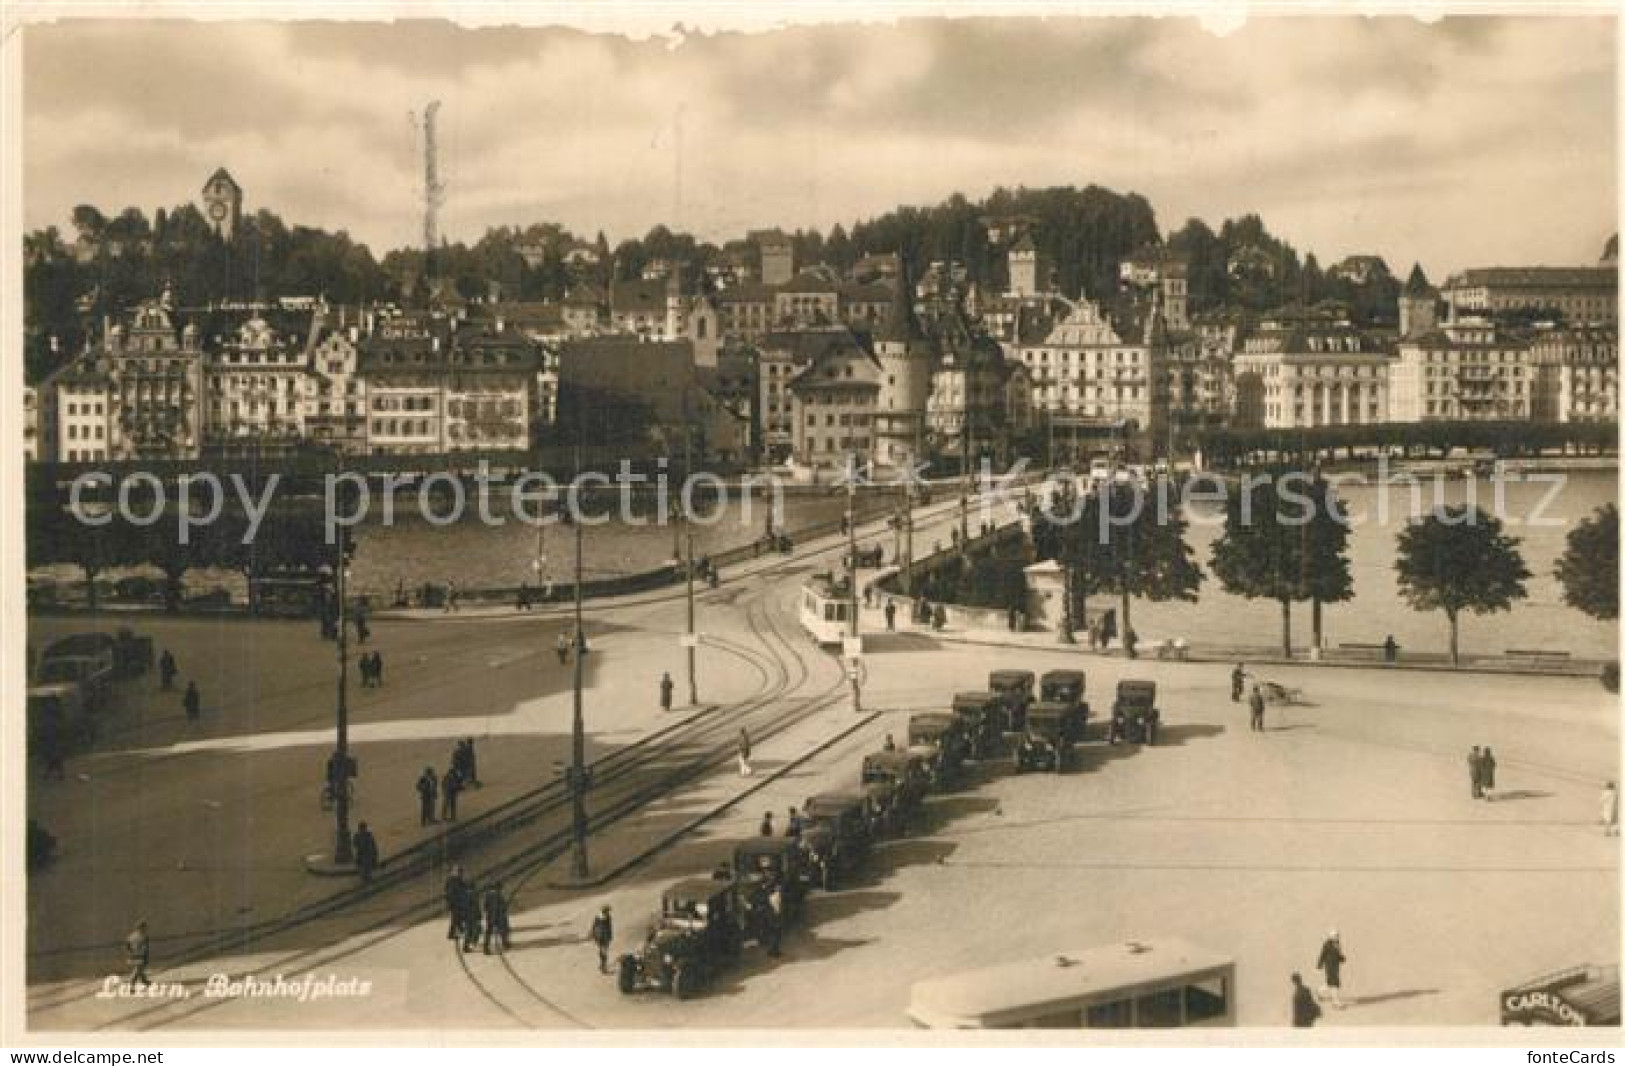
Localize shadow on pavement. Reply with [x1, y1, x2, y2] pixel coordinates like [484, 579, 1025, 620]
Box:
[1487, 789, 1553, 802]
[1348, 988, 1440, 1007]
[1152, 723, 1226, 746]
[862, 633, 942, 654]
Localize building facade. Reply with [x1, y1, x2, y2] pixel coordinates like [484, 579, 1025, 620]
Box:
[787, 336, 882, 468]
[1441, 267, 1617, 325]
[1389, 320, 1530, 423]
[1529, 325, 1618, 423]
[1233, 322, 1392, 429]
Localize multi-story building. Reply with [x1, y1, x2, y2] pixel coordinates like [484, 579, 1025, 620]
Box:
[787, 335, 883, 469]
[609, 279, 670, 337]
[44, 355, 114, 463]
[304, 325, 369, 454]
[1233, 318, 1392, 429]
[358, 315, 451, 454]
[774, 270, 841, 329]
[839, 281, 893, 332]
[716, 282, 775, 340]
[1529, 325, 1618, 423]
[202, 314, 310, 458]
[756, 328, 856, 462]
[443, 320, 545, 452]
[104, 291, 205, 460]
[1441, 266, 1617, 325]
[1010, 296, 1169, 457]
[1389, 319, 1531, 422]
[1008, 233, 1051, 298]
[927, 306, 1010, 466]
[1119, 245, 1190, 332]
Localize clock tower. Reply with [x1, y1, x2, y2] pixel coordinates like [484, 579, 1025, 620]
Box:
[201, 167, 242, 242]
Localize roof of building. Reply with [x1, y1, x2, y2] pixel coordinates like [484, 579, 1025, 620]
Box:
[1403, 263, 1435, 296]
[203, 167, 240, 194]
[610, 279, 669, 317]
[874, 260, 924, 345]
[787, 337, 883, 392]
[1444, 266, 1618, 291]
[1009, 232, 1038, 254]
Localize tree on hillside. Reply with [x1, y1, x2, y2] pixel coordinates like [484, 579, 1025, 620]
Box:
[1394, 505, 1530, 665]
[1555, 502, 1618, 621]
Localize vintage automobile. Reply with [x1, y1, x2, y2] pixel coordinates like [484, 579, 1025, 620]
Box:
[731, 837, 810, 923]
[950, 691, 1005, 759]
[800, 791, 872, 889]
[617, 878, 742, 1000]
[907, 713, 967, 787]
[1109, 679, 1160, 745]
[1040, 669, 1089, 718]
[988, 670, 1037, 733]
[861, 749, 930, 828]
[1015, 701, 1087, 772]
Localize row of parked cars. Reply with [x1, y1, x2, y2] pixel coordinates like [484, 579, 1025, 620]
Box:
[617, 668, 1166, 1001]
[27, 628, 153, 750]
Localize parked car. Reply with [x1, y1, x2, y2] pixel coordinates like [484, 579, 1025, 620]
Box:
[907, 713, 967, 788]
[113, 629, 154, 679]
[731, 837, 810, 923]
[800, 792, 872, 889]
[617, 879, 742, 1000]
[861, 750, 930, 829]
[1040, 669, 1088, 714]
[988, 670, 1037, 733]
[1109, 679, 1160, 745]
[950, 691, 1005, 759]
[1016, 701, 1087, 772]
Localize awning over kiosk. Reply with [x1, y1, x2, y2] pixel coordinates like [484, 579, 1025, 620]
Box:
[1502, 965, 1620, 1026]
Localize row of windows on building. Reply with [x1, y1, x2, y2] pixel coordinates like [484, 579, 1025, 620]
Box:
[805, 413, 873, 428]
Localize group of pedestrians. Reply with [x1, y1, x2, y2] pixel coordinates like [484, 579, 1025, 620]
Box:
[416, 740, 480, 825]
[1290, 930, 1349, 1026]
[444, 864, 511, 954]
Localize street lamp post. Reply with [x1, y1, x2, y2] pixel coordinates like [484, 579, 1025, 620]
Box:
[568, 443, 589, 881]
[330, 521, 354, 865]
[846, 464, 862, 715]
[683, 398, 698, 707]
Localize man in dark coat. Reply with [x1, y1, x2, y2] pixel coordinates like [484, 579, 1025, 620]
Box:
[759, 811, 774, 837]
[417, 767, 439, 826]
[1468, 746, 1484, 799]
[460, 883, 483, 953]
[1291, 973, 1320, 1027]
[125, 920, 152, 988]
[482, 881, 508, 954]
[183, 681, 201, 722]
[441, 766, 463, 821]
[589, 905, 614, 973]
[159, 650, 177, 691]
[1231, 663, 1246, 703]
[785, 807, 803, 838]
[444, 864, 469, 940]
[1316, 931, 1346, 1008]
[352, 822, 379, 883]
[371, 651, 385, 687]
[1249, 685, 1266, 732]
[660, 672, 674, 712]
[462, 738, 480, 787]
[884, 600, 896, 631]
[1480, 746, 1497, 801]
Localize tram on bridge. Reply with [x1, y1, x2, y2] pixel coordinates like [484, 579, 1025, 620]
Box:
[799, 572, 856, 647]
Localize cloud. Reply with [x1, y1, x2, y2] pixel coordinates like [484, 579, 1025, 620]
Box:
[21, 14, 1617, 278]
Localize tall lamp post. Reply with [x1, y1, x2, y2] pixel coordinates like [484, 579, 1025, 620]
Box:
[329, 520, 355, 865]
[846, 459, 863, 715]
[683, 391, 699, 707]
[568, 441, 590, 880]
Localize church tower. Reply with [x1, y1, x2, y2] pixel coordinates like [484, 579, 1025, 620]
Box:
[202, 167, 243, 242]
[872, 260, 934, 472]
[1399, 263, 1439, 337]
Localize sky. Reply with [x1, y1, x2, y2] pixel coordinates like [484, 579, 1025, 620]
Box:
[20, 12, 1619, 279]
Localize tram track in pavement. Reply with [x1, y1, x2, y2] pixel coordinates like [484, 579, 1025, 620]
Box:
[80, 574, 853, 1031]
[455, 578, 841, 1029]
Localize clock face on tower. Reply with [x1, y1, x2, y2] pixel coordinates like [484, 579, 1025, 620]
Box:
[209, 201, 228, 222]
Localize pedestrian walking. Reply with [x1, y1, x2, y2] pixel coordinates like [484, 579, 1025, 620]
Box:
[1249, 685, 1266, 732]
[355, 613, 370, 645]
[444, 864, 469, 940]
[482, 882, 506, 954]
[590, 905, 614, 973]
[1316, 931, 1346, 1009]
[1383, 634, 1398, 663]
[417, 767, 439, 826]
[372, 651, 385, 687]
[759, 811, 774, 837]
[460, 884, 483, 953]
[125, 920, 152, 988]
[441, 766, 463, 821]
[884, 600, 896, 631]
[737, 728, 753, 777]
[660, 672, 674, 712]
[785, 807, 803, 838]
[883, 733, 897, 753]
[1291, 972, 1321, 1027]
[358, 654, 373, 688]
[462, 738, 481, 788]
[159, 650, 177, 691]
[1231, 663, 1246, 703]
[1480, 746, 1498, 801]
[1468, 746, 1484, 799]
[1602, 781, 1619, 836]
[556, 631, 570, 666]
[183, 681, 200, 723]
[352, 822, 379, 883]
